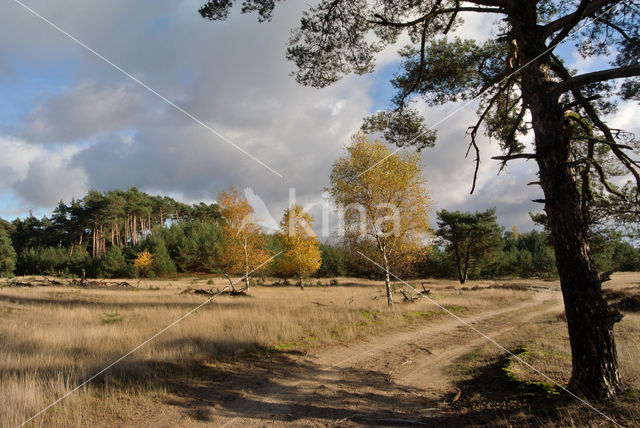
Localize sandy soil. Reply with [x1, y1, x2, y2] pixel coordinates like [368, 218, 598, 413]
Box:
[122, 287, 563, 427]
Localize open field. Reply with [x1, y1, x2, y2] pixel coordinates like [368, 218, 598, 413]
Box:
[1, 273, 639, 427]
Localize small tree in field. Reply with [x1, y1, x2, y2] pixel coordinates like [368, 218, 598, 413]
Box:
[217, 187, 271, 290]
[134, 250, 153, 277]
[436, 208, 503, 284]
[275, 205, 322, 289]
[328, 132, 431, 305]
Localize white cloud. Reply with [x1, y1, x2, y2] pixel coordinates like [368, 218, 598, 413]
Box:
[609, 100, 640, 137]
[0, 138, 88, 210]
[0, 138, 46, 187]
[12, 148, 88, 207]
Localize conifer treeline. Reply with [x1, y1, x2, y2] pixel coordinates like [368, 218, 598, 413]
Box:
[0, 187, 638, 280]
[8, 188, 222, 258]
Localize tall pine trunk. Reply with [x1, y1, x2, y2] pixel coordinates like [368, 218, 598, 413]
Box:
[515, 5, 622, 399]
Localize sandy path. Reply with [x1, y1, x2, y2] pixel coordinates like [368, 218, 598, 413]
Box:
[129, 289, 563, 427]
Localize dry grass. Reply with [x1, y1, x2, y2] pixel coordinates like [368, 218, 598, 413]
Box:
[1, 273, 638, 427]
[0, 275, 531, 427]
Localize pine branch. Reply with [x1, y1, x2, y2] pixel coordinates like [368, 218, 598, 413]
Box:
[369, 6, 504, 28]
[554, 64, 640, 95]
[545, 0, 592, 48]
[542, 0, 619, 40]
[595, 17, 640, 50]
[550, 54, 640, 189]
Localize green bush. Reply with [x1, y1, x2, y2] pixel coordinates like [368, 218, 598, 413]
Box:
[17, 246, 70, 275]
[613, 242, 640, 271]
[156, 221, 222, 273]
[97, 246, 133, 278]
[69, 248, 93, 277]
[149, 237, 176, 277]
[0, 228, 16, 277]
[318, 244, 348, 277]
[421, 246, 456, 278]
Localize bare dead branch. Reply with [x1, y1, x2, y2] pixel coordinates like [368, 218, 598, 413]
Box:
[223, 273, 237, 292]
[492, 153, 537, 161]
[591, 159, 627, 198]
[443, 0, 460, 34]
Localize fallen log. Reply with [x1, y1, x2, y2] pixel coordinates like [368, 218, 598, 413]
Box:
[179, 287, 250, 297]
[420, 283, 431, 295]
[43, 276, 64, 286]
[180, 287, 215, 296]
[103, 281, 133, 288]
[399, 290, 418, 303]
[600, 270, 614, 283]
[11, 281, 34, 287]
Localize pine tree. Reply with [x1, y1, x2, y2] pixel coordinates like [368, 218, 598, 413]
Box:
[436, 209, 503, 284]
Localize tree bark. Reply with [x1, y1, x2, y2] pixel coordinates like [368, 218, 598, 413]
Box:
[243, 238, 250, 291]
[451, 233, 466, 284]
[461, 243, 472, 284]
[515, 3, 622, 399]
[383, 252, 393, 306]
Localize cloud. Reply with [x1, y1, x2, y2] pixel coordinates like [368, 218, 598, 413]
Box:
[610, 100, 640, 137]
[12, 148, 88, 208]
[0, 138, 87, 211]
[2, 1, 371, 213]
[20, 80, 146, 142]
[0, 138, 46, 188]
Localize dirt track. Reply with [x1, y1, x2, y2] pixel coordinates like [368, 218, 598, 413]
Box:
[128, 289, 563, 427]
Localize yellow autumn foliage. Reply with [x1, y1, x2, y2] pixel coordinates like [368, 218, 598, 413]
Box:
[274, 205, 321, 288]
[328, 131, 432, 303]
[217, 186, 271, 289]
[134, 250, 154, 275]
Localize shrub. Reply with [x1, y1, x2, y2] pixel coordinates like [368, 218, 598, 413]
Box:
[17, 246, 70, 275]
[149, 238, 176, 277]
[318, 244, 348, 277]
[0, 229, 16, 277]
[134, 250, 154, 277]
[613, 242, 640, 272]
[98, 246, 132, 278]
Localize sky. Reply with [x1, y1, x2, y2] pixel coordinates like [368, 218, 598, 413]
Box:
[0, 0, 637, 238]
